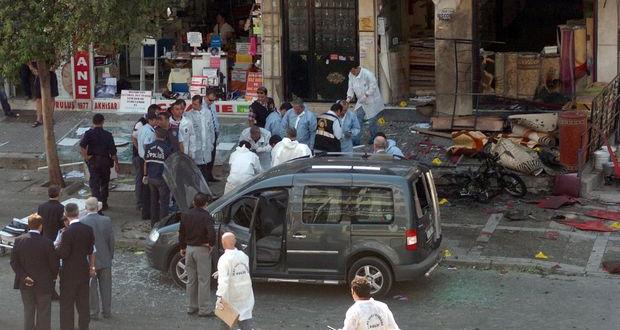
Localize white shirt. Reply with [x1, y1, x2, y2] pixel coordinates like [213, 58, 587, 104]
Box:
[341, 298, 400, 330]
[346, 68, 384, 120]
[178, 116, 196, 158]
[239, 127, 272, 170]
[216, 248, 255, 321]
[225, 146, 262, 194]
[271, 138, 312, 167]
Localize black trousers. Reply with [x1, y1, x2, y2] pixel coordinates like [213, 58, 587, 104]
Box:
[60, 280, 89, 330]
[20, 64, 32, 99]
[134, 157, 151, 218]
[20, 288, 51, 330]
[205, 133, 218, 180]
[88, 161, 111, 205]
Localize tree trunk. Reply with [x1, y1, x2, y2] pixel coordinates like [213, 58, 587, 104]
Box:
[37, 61, 65, 187]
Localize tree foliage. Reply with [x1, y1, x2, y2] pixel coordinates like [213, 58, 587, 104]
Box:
[0, 0, 169, 78]
[0, 0, 169, 186]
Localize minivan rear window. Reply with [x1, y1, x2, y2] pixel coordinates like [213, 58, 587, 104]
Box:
[302, 187, 346, 224]
[413, 177, 430, 219]
[302, 186, 395, 225]
[350, 187, 394, 224]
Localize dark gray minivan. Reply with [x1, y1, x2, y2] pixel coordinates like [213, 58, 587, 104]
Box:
[146, 153, 442, 296]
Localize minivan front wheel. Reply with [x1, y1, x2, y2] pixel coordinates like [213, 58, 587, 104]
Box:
[348, 257, 393, 297]
[169, 251, 188, 288]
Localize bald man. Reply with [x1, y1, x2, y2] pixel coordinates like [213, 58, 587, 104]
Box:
[373, 136, 388, 154]
[215, 233, 255, 330]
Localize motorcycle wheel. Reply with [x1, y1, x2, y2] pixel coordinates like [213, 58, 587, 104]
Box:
[501, 173, 527, 197]
[441, 174, 472, 198]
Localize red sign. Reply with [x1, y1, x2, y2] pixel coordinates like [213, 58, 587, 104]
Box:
[73, 51, 91, 100]
[245, 72, 262, 101]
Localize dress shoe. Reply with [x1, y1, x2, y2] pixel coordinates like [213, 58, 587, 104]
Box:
[101, 203, 109, 211]
[197, 311, 215, 317]
[90, 314, 99, 321]
[102, 313, 111, 319]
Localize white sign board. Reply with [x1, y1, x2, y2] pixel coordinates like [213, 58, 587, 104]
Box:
[187, 32, 203, 47]
[119, 90, 152, 113]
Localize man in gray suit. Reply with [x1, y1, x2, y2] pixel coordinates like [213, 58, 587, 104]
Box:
[81, 197, 115, 320]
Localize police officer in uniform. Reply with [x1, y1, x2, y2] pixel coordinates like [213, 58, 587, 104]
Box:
[314, 102, 344, 153]
[80, 114, 119, 211]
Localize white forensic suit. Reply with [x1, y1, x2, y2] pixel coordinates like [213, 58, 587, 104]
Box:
[270, 138, 312, 167]
[216, 248, 255, 321]
[224, 146, 262, 194]
[341, 298, 400, 330]
[239, 127, 273, 170]
[178, 116, 196, 158]
[346, 68, 384, 121]
[183, 108, 215, 165]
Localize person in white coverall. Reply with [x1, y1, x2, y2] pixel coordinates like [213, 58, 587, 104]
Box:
[239, 125, 272, 170]
[346, 64, 384, 145]
[340, 277, 399, 330]
[270, 128, 312, 167]
[224, 141, 262, 194]
[216, 232, 255, 330]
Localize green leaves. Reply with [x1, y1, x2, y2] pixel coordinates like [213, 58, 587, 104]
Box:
[0, 0, 169, 77]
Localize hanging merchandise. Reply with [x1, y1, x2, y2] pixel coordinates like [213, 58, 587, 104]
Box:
[249, 36, 257, 56]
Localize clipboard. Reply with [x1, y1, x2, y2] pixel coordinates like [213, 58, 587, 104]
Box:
[215, 299, 239, 327]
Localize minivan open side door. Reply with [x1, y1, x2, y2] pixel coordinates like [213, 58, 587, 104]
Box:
[221, 196, 259, 271]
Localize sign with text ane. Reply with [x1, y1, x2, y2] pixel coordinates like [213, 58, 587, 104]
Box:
[73, 51, 91, 99]
[119, 90, 153, 113]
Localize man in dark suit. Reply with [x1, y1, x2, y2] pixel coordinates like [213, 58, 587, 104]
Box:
[38, 185, 64, 241]
[179, 192, 216, 317]
[37, 185, 64, 300]
[57, 203, 96, 330]
[10, 213, 59, 330]
[81, 197, 115, 320]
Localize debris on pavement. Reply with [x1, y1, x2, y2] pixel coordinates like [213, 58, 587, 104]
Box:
[439, 198, 449, 206]
[584, 209, 620, 221]
[602, 261, 620, 274]
[447, 265, 458, 271]
[64, 170, 84, 179]
[537, 195, 579, 209]
[542, 231, 560, 240]
[443, 249, 453, 257]
[392, 295, 409, 301]
[535, 251, 549, 260]
[505, 209, 530, 221]
[560, 219, 620, 232]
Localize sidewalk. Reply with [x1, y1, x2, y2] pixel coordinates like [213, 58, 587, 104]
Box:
[440, 193, 620, 277]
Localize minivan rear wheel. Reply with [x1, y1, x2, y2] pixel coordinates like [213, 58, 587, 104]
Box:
[348, 257, 393, 297]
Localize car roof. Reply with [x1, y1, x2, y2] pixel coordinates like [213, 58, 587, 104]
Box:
[264, 154, 425, 178]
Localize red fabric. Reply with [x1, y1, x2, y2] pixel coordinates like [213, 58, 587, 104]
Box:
[537, 195, 578, 209]
[584, 210, 620, 221]
[603, 261, 620, 274]
[560, 219, 618, 232]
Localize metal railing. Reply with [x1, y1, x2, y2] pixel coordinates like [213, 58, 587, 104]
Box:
[587, 74, 620, 157]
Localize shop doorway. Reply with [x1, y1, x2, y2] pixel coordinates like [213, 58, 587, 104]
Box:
[283, 0, 359, 102]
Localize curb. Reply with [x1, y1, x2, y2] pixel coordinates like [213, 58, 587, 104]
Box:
[443, 254, 620, 279]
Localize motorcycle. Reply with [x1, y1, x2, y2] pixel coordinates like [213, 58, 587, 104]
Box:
[441, 151, 527, 202]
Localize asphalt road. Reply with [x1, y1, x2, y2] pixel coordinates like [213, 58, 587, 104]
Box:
[1, 249, 619, 330]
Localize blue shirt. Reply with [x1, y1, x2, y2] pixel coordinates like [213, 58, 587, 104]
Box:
[144, 139, 172, 178]
[265, 111, 284, 138]
[137, 123, 156, 158]
[280, 107, 317, 149]
[386, 139, 405, 158]
[340, 111, 361, 153]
